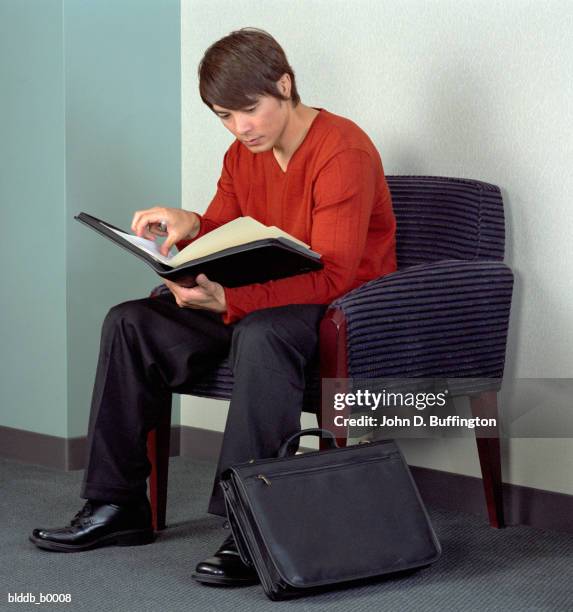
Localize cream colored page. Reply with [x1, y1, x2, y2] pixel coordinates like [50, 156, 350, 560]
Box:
[266, 226, 310, 249]
[169, 216, 310, 267]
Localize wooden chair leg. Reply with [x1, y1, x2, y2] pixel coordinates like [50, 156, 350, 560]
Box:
[470, 391, 505, 528]
[146, 403, 172, 531]
[319, 308, 349, 450]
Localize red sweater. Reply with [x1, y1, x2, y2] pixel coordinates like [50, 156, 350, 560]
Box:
[177, 108, 397, 324]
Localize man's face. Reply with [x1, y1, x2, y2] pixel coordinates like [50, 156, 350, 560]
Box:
[212, 94, 289, 152]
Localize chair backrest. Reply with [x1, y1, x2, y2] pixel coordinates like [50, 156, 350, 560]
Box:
[386, 176, 505, 269]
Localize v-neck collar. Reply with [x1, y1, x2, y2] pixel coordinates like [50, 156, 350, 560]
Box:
[271, 108, 324, 175]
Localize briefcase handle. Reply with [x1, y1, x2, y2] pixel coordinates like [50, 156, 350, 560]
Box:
[277, 428, 339, 458]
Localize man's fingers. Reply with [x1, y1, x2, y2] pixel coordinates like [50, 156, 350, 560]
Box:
[131, 208, 167, 238]
[159, 236, 175, 256]
[195, 274, 213, 290]
[171, 284, 210, 301]
[132, 208, 156, 234]
[133, 215, 157, 238]
[164, 276, 218, 309]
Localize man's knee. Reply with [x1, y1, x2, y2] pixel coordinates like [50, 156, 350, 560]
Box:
[231, 306, 325, 365]
[102, 298, 156, 337]
[234, 308, 298, 350]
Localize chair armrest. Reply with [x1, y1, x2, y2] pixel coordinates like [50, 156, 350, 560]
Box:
[329, 259, 514, 379]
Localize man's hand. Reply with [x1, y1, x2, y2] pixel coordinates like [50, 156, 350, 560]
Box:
[131, 206, 201, 256]
[164, 274, 227, 314]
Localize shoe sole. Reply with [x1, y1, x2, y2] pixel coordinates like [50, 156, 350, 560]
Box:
[29, 528, 155, 552]
[191, 572, 259, 586]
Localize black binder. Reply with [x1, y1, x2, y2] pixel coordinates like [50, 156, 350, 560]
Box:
[74, 212, 323, 288]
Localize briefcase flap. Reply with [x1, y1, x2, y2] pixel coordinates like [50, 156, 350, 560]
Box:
[225, 440, 441, 589]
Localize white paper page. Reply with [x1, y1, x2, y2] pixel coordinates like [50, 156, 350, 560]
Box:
[105, 226, 176, 266]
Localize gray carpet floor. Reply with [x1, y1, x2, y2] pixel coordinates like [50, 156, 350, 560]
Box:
[1, 455, 572, 612]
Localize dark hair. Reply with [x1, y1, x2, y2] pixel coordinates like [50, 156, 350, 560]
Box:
[198, 27, 300, 111]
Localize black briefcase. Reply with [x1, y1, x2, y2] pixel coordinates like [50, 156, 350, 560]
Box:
[220, 428, 441, 601]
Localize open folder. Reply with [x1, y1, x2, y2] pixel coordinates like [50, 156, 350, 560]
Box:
[74, 212, 323, 288]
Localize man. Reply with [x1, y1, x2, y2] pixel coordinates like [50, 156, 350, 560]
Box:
[30, 28, 397, 586]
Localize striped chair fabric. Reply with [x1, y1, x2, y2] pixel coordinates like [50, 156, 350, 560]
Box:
[170, 175, 513, 406]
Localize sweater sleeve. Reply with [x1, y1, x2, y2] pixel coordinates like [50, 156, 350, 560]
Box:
[176, 145, 242, 250]
[221, 148, 377, 324]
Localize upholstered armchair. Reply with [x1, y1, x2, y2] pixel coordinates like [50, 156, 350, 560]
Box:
[146, 175, 514, 531]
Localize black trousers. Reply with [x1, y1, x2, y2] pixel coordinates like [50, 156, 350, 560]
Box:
[80, 291, 326, 517]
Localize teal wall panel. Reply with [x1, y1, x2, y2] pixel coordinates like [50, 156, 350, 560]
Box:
[0, 0, 68, 436]
[0, 0, 181, 441]
[64, 0, 181, 437]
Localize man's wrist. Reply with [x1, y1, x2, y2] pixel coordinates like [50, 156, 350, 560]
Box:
[186, 212, 201, 239]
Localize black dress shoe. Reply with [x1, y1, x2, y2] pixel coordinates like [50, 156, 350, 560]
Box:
[29, 499, 155, 552]
[192, 533, 259, 586]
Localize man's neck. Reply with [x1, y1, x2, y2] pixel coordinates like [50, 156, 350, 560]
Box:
[273, 103, 319, 162]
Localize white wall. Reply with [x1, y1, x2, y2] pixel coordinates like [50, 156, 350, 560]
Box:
[180, 0, 573, 494]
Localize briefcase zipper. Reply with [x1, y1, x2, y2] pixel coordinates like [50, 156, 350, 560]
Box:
[253, 454, 398, 485]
